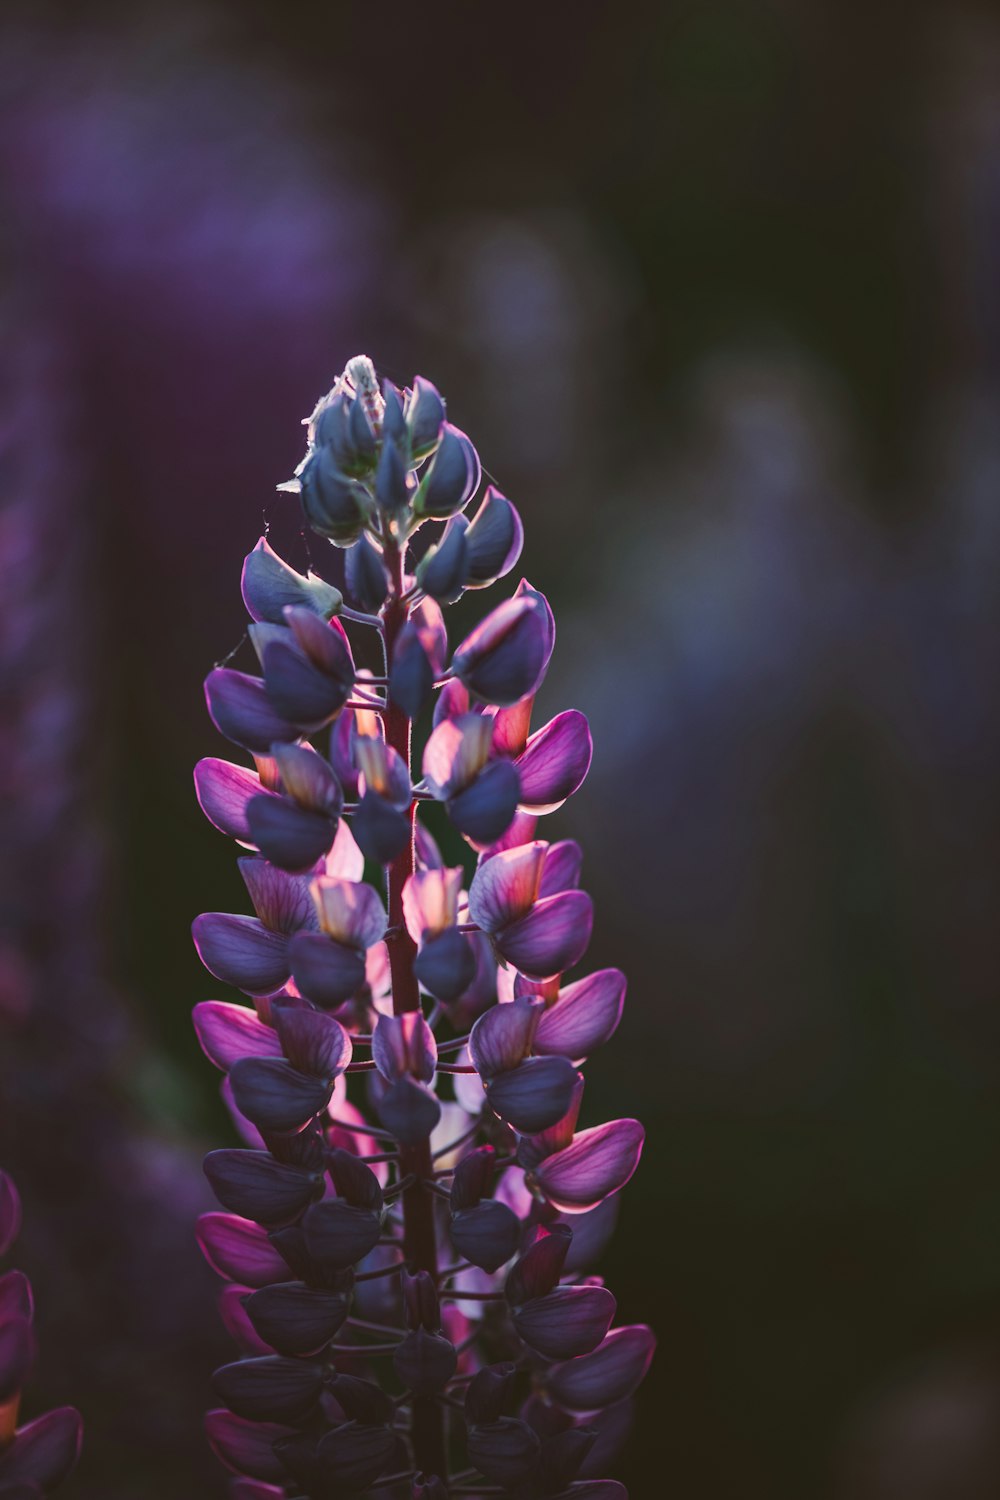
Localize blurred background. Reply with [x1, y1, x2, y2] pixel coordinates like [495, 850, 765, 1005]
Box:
[1, 2, 999, 1495]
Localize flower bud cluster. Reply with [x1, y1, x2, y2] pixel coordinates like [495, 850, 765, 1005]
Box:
[192, 357, 653, 1496]
[0, 1172, 83, 1496]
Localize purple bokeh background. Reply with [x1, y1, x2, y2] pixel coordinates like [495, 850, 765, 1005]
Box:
[1, 5, 999, 1496]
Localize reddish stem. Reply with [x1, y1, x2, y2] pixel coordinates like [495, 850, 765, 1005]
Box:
[380, 532, 447, 1483]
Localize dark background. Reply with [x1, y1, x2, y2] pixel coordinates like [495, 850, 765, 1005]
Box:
[2, 2, 999, 1496]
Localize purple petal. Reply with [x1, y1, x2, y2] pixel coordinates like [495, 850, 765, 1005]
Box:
[203, 1150, 322, 1226]
[272, 1004, 351, 1078]
[0, 1271, 33, 1323]
[324, 818, 365, 882]
[453, 594, 550, 708]
[402, 868, 464, 943]
[240, 857, 316, 935]
[205, 668, 298, 752]
[516, 710, 592, 814]
[505, 1224, 573, 1304]
[534, 969, 626, 1059]
[196, 1214, 291, 1287]
[246, 796, 336, 874]
[449, 1201, 522, 1274]
[229, 1057, 333, 1134]
[213, 1354, 324, 1423]
[496, 891, 594, 981]
[375, 1076, 442, 1145]
[284, 606, 355, 681]
[534, 1120, 645, 1213]
[241, 536, 341, 624]
[194, 758, 267, 843]
[519, 1076, 586, 1166]
[415, 422, 481, 518]
[271, 741, 342, 815]
[244, 1282, 350, 1357]
[484, 809, 540, 856]
[485, 1057, 582, 1135]
[218, 1283, 274, 1355]
[0, 1408, 82, 1490]
[469, 996, 542, 1078]
[558, 1197, 620, 1272]
[0, 1172, 21, 1257]
[515, 579, 556, 673]
[423, 714, 493, 799]
[316, 1420, 398, 1490]
[262, 640, 348, 731]
[192, 913, 290, 996]
[432, 676, 472, 726]
[540, 840, 584, 897]
[372, 1011, 437, 1084]
[467, 843, 546, 933]
[413, 927, 477, 1003]
[547, 1325, 656, 1410]
[465, 486, 524, 589]
[467, 1418, 541, 1487]
[448, 759, 521, 846]
[350, 791, 411, 864]
[0, 1317, 36, 1401]
[310, 876, 387, 949]
[206, 1410, 296, 1482]
[490, 695, 534, 757]
[302, 1199, 382, 1271]
[288, 931, 367, 1008]
[512, 1285, 616, 1360]
[193, 1001, 281, 1072]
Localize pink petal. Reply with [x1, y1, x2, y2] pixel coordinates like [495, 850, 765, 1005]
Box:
[534, 1120, 645, 1213]
[194, 757, 267, 843]
[193, 1001, 281, 1071]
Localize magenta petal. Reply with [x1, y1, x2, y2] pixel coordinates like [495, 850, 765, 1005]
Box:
[192, 913, 290, 996]
[194, 758, 268, 843]
[540, 839, 584, 897]
[534, 1120, 645, 1213]
[534, 969, 626, 1059]
[512, 1285, 616, 1360]
[218, 1283, 275, 1355]
[205, 1408, 297, 1482]
[205, 668, 298, 752]
[468, 842, 546, 933]
[469, 996, 542, 1077]
[547, 1325, 656, 1410]
[496, 890, 594, 981]
[0, 1408, 82, 1490]
[505, 1224, 573, 1304]
[516, 710, 593, 814]
[193, 1001, 281, 1071]
[0, 1172, 21, 1256]
[196, 1213, 290, 1287]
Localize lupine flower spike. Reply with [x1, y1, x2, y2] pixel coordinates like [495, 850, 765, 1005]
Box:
[0, 1171, 83, 1495]
[193, 356, 652, 1497]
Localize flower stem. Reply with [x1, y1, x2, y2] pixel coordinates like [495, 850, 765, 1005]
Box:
[380, 533, 447, 1483]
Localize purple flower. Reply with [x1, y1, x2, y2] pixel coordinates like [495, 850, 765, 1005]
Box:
[0, 1173, 82, 1494]
[190, 357, 649, 1494]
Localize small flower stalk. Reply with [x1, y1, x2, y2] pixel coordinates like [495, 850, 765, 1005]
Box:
[193, 356, 653, 1496]
[0, 1172, 83, 1495]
